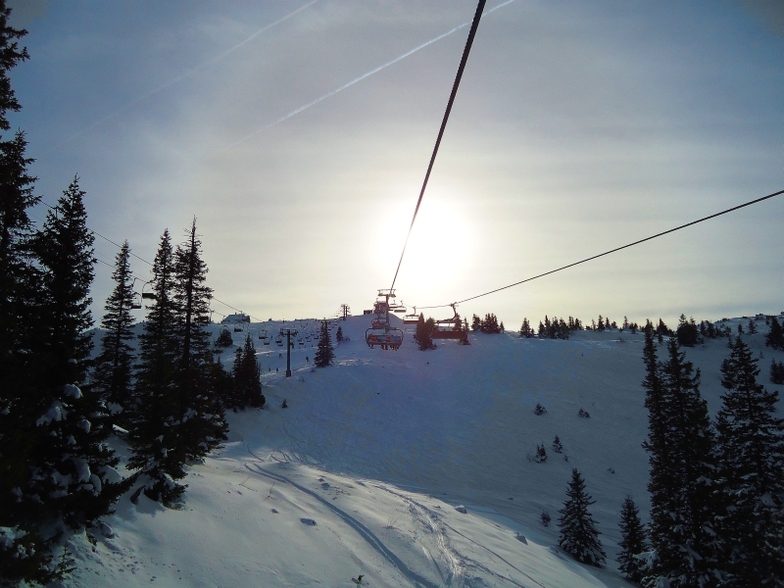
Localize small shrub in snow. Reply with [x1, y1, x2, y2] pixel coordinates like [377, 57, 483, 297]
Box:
[534, 403, 547, 415]
[540, 511, 551, 527]
[578, 408, 590, 418]
[215, 328, 233, 348]
[534, 443, 547, 463]
[770, 359, 784, 385]
[552, 435, 563, 453]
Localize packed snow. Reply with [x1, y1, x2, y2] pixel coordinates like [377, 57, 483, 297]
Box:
[64, 313, 782, 587]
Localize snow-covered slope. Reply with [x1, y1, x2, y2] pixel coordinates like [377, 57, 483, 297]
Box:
[70, 314, 783, 588]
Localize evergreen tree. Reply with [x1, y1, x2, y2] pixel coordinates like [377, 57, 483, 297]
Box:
[0, 1, 25, 127]
[128, 230, 187, 504]
[519, 318, 534, 338]
[33, 178, 127, 519]
[34, 177, 95, 385]
[7, 178, 128, 571]
[336, 325, 344, 342]
[617, 496, 649, 585]
[414, 313, 435, 350]
[656, 318, 671, 336]
[715, 337, 784, 587]
[0, 7, 63, 582]
[208, 356, 235, 411]
[557, 469, 606, 567]
[130, 222, 228, 505]
[642, 334, 719, 587]
[92, 240, 136, 414]
[231, 333, 264, 409]
[171, 219, 227, 470]
[676, 314, 700, 347]
[770, 359, 784, 385]
[215, 327, 233, 348]
[471, 313, 481, 331]
[481, 313, 501, 333]
[314, 319, 335, 367]
[764, 316, 784, 350]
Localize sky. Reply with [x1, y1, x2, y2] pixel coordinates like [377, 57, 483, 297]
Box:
[7, 0, 784, 329]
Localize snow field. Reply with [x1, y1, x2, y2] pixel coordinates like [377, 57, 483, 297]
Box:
[68, 314, 782, 587]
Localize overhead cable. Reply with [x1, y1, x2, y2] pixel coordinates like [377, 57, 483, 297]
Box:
[389, 0, 487, 292]
[413, 188, 784, 310]
[40, 200, 265, 323]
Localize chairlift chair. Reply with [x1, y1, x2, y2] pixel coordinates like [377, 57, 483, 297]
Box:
[129, 292, 142, 310]
[431, 303, 469, 344]
[403, 306, 420, 325]
[364, 289, 404, 350]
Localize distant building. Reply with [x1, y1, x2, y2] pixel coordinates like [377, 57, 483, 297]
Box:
[221, 313, 251, 324]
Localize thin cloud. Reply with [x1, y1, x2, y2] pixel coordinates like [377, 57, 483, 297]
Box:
[219, 0, 517, 153]
[46, 0, 320, 154]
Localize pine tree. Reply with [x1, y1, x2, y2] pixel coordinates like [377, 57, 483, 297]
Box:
[92, 240, 136, 414]
[128, 230, 187, 504]
[617, 496, 649, 584]
[557, 469, 606, 567]
[0, 6, 65, 582]
[642, 334, 719, 587]
[519, 318, 534, 338]
[171, 219, 227, 471]
[715, 337, 784, 587]
[215, 327, 233, 348]
[231, 333, 264, 409]
[34, 177, 95, 386]
[413, 313, 435, 350]
[764, 316, 784, 350]
[0, 134, 42, 584]
[770, 359, 784, 385]
[336, 325, 344, 342]
[676, 314, 700, 347]
[34, 178, 127, 517]
[10, 178, 128, 560]
[471, 313, 481, 331]
[314, 319, 335, 367]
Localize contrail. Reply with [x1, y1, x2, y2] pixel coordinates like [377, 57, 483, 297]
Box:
[220, 0, 516, 153]
[46, 0, 320, 154]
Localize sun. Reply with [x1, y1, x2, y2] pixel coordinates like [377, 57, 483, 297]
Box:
[366, 183, 477, 308]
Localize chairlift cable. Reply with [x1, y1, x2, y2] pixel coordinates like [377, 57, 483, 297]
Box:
[410, 188, 784, 310]
[388, 0, 486, 293]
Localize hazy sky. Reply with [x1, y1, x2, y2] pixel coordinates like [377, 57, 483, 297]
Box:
[8, 0, 784, 329]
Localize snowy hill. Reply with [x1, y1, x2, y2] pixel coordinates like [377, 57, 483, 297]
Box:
[70, 314, 784, 588]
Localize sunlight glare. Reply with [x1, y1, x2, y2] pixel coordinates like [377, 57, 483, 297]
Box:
[365, 182, 479, 309]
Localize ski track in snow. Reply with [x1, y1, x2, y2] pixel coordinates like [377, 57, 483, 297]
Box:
[245, 462, 442, 588]
[73, 314, 782, 587]
[375, 484, 544, 588]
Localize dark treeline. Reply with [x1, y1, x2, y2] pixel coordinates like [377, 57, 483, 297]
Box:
[0, 9, 263, 583]
[627, 329, 784, 586]
[518, 312, 773, 346]
[555, 325, 784, 587]
[471, 313, 504, 333]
